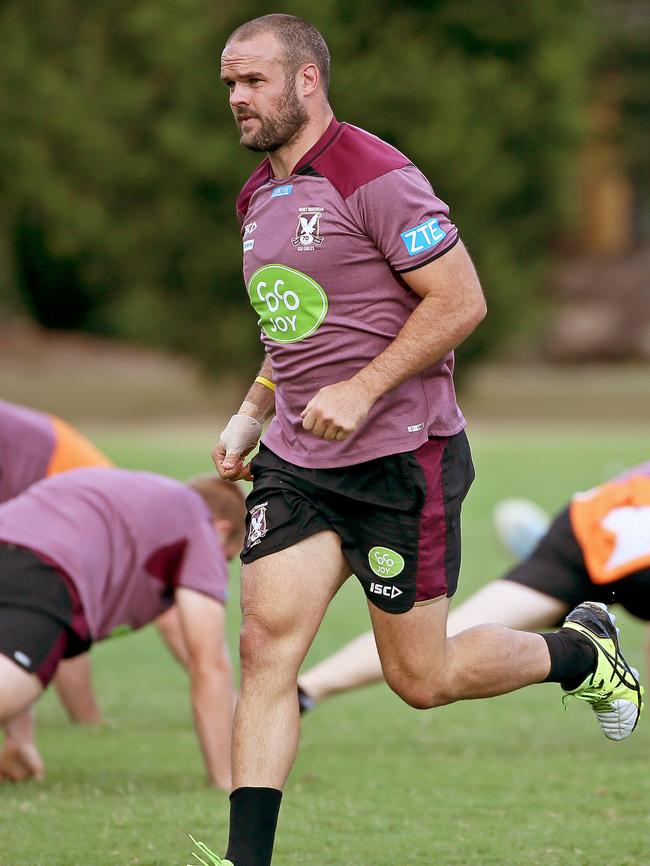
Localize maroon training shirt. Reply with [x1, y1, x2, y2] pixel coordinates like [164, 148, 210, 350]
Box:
[237, 119, 466, 468]
[0, 468, 228, 640]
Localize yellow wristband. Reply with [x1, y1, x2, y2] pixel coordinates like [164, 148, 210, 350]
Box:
[255, 376, 276, 392]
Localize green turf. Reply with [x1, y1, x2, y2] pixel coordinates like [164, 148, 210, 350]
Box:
[1, 426, 649, 866]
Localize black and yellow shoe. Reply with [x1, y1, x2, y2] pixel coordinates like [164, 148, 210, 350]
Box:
[562, 602, 643, 740]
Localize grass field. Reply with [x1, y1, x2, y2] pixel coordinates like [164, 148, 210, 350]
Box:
[1, 424, 649, 866]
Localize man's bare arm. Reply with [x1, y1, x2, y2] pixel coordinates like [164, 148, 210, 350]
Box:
[175, 588, 234, 791]
[53, 654, 103, 725]
[212, 355, 276, 481]
[301, 241, 486, 440]
[155, 606, 190, 669]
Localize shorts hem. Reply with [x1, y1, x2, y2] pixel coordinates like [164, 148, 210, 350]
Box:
[413, 593, 446, 607]
[241, 525, 335, 565]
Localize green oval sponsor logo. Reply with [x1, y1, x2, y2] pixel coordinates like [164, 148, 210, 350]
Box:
[248, 264, 328, 343]
[368, 546, 405, 579]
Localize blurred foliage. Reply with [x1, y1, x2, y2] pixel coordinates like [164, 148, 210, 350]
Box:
[0, 0, 603, 376]
[595, 1, 650, 226]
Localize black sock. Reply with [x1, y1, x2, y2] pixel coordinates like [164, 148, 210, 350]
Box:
[542, 629, 597, 690]
[225, 787, 282, 866]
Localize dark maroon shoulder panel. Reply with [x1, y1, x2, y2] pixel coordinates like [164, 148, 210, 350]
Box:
[312, 124, 412, 201]
[145, 538, 188, 588]
[236, 158, 271, 223]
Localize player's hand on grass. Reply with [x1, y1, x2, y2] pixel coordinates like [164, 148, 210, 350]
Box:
[301, 379, 375, 440]
[0, 738, 45, 783]
[212, 414, 262, 481]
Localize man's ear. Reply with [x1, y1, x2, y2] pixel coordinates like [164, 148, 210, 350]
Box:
[214, 518, 234, 538]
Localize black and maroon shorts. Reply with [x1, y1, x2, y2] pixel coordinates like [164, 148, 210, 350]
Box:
[240, 432, 475, 613]
[0, 543, 91, 686]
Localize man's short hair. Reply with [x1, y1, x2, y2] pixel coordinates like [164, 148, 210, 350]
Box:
[227, 14, 330, 93]
[187, 475, 246, 529]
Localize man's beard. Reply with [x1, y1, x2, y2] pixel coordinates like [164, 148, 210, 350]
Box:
[237, 78, 308, 153]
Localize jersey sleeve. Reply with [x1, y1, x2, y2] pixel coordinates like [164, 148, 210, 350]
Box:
[176, 519, 229, 604]
[347, 164, 459, 273]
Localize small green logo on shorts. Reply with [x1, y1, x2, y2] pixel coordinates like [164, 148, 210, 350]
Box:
[368, 546, 405, 579]
[248, 264, 328, 343]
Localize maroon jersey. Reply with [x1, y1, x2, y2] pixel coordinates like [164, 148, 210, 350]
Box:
[0, 401, 54, 503]
[237, 119, 465, 468]
[0, 468, 228, 640]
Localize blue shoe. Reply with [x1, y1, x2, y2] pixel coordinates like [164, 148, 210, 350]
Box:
[493, 497, 550, 560]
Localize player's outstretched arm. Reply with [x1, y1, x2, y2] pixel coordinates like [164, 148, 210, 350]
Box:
[301, 242, 486, 440]
[53, 653, 103, 725]
[212, 355, 276, 481]
[155, 605, 190, 668]
[175, 588, 234, 791]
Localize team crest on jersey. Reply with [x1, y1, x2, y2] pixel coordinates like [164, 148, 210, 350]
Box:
[247, 502, 269, 548]
[292, 207, 324, 251]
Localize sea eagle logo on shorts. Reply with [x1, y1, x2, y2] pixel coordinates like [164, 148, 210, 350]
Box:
[400, 218, 447, 257]
[247, 502, 269, 548]
[292, 207, 324, 251]
[248, 264, 329, 343]
[368, 546, 405, 579]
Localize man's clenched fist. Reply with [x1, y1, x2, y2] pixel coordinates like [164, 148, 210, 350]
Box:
[212, 414, 262, 482]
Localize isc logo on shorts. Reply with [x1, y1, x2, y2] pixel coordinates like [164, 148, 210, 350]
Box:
[370, 583, 403, 599]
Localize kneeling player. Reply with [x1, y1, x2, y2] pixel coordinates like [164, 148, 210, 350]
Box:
[298, 461, 650, 711]
[1, 398, 115, 724]
[0, 467, 245, 787]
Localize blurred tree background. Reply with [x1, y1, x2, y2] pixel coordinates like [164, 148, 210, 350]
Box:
[0, 0, 644, 378]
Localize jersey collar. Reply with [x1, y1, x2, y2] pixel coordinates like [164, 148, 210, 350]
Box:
[279, 117, 342, 178]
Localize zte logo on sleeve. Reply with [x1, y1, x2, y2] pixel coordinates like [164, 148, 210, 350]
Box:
[400, 218, 447, 256]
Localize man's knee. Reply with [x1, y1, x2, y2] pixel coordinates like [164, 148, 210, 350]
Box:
[239, 614, 274, 670]
[238, 612, 302, 679]
[383, 665, 454, 710]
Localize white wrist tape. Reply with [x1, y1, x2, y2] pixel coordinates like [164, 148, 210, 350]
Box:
[219, 413, 263, 457]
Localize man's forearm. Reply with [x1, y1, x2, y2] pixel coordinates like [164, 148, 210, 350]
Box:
[352, 289, 485, 402]
[156, 607, 190, 669]
[54, 654, 103, 725]
[238, 356, 276, 422]
[190, 664, 235, 790]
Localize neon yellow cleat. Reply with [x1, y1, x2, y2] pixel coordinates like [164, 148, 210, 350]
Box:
[562, 601, 643, 740]
[188, 835, 233, 866]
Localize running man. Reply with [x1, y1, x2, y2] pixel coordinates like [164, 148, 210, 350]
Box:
[203, 14, 642, 866]
[0, 468, 245, 787]
[298, 461, 650, 709]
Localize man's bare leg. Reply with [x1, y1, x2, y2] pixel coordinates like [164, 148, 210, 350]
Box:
[369, 594, 577, 709]
[0, 654, 44, 782]
[298, 581, 568, 704]
[226, 531, 350, 865]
